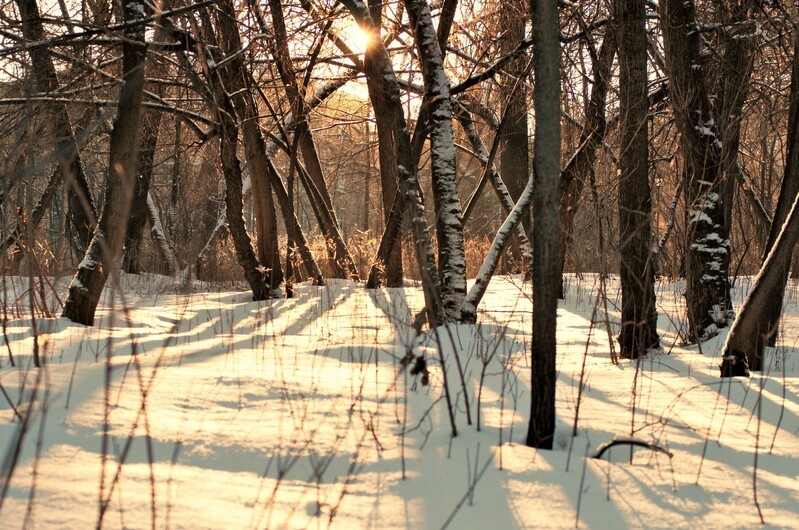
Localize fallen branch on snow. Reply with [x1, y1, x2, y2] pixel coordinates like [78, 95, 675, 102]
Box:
[592, 438, 673, 460]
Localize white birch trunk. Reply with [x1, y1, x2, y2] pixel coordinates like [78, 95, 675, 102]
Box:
[404, 0, 466, 323]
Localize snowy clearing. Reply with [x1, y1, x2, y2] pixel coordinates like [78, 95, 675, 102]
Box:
[1, 274, 798, 529]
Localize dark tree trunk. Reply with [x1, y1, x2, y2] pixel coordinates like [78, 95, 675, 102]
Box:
[498, 0, 531, 243]
[372, 110, 405, 287]
[62, 0, 146, 325]
[198, 5, 272, 300]
[526, 0, 560, 451]
[341, 0, 444, 327]
[363, 0, 403, 287]
[15, 0, 97, 254]
[717, 1, 757, 237]
[368, 65, 404, 288]
[265, 159, 324, 284]
[218, 115, 270, 301]
[660, 0, 732, 342]
[617, 0, 660, 359]
[217, 0, 284, 290]
[268, 0, 358, 280]
[556, 30, 616, 297]
[122, 109, 159, 274]
[756, 26, 799, 350]
[721, 33, 799, 376]
[123, 7, 176, 275]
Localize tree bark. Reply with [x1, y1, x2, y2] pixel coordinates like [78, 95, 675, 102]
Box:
[123, 4, 176, 275]
[122, 107, 159, 274]
[366, 0, 404, 287]
[268, 0, 358, 280]
[145, 192, 179, 274]
[404, 0, 467, 323]
[756, 23, 799, 350]
[460, 154, 535, 322]
[217, 0, 284, 290]
[717, 1, 757, 238]
[197, 6, 272, 300]
[721, 31, 799, 376]
[497, 0, 531, 243]
[660, 0, 732, 341]
[62, 0, 146, 325]
[15, 0, 97, 255]
[454, 101, 533, 263]
[526, 0, 560, 451]
[617, 0, 660, 359]
[365, 0, 458, 290]
[218, 109, 271, 300]
[191, 77, 347, 281]
[557, 29, 615, 298]
[341, 0, 444, 327]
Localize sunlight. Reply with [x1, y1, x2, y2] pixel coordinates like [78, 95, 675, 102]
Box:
[342, 22, 374, 54]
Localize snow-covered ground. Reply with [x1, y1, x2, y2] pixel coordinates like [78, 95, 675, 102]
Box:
[0, 273, 797, 528]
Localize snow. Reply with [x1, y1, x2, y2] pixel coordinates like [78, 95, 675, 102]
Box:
[1, 274, 799, 528]
[689, 209, 712, 225]
[694, 121, 722, 149]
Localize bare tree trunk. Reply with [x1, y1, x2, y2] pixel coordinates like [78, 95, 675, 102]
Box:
[453, 101, 533, 301]
[218, 110, 271, 300]
[557, 30, 616, 297]
[461, 157, 534, 322]
[145, 192, 179, 274]
[365, 0, 458, 290]
[498, 0, 531, 245]
[341, 0, 444, 327]
[123, 6, 177, 275]
[660, 0, 732, 341]
[717, 1, 757, 237]
[757, 24, 799, 349]
[454, 101, 533, 263]
[722, 193, 799, 375]
[265, 159, 324, 284]
[15, 0, 97, 254]
[122, 108, 159, 274]
[191, 77, 347, 280]
[62, 0, 146, 325]
[217, 0, 284, 290]
[721, 32, 799, 376]
[526, 0, 560, 451]
[268, 0, 358, 280]
[196, 7, 271, 300]
[617, 0, 660, 359]
[367, 0, 404, 287]
[404, 0, 467, 323]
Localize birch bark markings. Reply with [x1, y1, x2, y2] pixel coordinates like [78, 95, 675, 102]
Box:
[340, 0, 444, 327]
[403, 0, 467, 323]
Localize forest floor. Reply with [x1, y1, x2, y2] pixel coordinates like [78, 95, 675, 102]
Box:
[0, 273, 798, 529]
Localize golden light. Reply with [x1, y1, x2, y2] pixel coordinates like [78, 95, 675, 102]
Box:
[343, 22, 374, 53]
